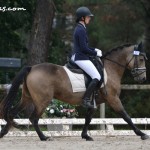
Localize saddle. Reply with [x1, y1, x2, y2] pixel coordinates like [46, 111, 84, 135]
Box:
[66, 56, 104, 88]
[65, 57, 106, 109]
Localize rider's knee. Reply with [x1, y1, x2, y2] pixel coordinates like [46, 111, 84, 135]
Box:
[92, 74, 101, 81]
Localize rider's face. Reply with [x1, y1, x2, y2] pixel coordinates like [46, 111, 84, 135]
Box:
[85, 16, 91, 24]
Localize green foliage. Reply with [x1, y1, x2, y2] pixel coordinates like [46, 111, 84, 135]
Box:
[0, 0, 35, 58]
[0, 70, 17, 83]
[48, 29, 69, 65]
[54, 0, 66, 12]
[88, 1, 144, 51]
[105, 90, 150, 118]
[121, 90, 150, 117]
[66, 0, 108, 5]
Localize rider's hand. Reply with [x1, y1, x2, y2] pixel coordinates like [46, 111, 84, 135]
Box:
[95, 48, 102, 57]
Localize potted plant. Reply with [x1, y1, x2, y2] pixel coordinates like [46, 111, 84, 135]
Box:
[45, 99, 78, 131]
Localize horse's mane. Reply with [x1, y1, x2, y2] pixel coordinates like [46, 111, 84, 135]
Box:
[102, 43, 132, 58]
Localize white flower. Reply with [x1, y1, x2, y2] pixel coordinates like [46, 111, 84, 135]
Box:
[60, 110, 63, 113]
[49, 109, 54, 114]
[46, 107, 50, 111]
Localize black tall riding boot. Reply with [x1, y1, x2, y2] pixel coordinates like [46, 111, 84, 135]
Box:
[82, 78, 99, 108]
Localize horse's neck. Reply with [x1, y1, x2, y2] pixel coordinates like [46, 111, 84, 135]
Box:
[105, 47, 132, 80]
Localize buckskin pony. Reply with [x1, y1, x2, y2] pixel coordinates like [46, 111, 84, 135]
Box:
[0, 43, 149, 141]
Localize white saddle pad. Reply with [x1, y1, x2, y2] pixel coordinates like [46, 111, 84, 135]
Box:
[63, 66, 107, 93]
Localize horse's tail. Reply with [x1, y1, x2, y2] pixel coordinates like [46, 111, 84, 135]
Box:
[0, 66, 31, 123]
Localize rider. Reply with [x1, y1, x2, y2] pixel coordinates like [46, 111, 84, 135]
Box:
[71, 6, 102, 108]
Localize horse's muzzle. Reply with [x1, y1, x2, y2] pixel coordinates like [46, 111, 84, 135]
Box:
[134, 76, 146, 83]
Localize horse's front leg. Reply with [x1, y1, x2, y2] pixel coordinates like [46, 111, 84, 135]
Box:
[81, 108, 95, 141]
[108, 95, 149, 140]
[119, 109, 149, 140]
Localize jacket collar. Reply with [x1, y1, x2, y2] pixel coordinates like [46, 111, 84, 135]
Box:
[78, 23, 86, 29]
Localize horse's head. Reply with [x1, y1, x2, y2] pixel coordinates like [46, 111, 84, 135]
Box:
[126, 42, 147, 83]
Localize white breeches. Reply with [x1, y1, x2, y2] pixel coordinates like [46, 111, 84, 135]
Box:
[71, 55, 101, 81]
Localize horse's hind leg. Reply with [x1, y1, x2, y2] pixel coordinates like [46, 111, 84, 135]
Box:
[81, 108, 95, 141]
[0, 98, 28, 138]
[29, 107, 52, 141]
[0, 105, 24, 138]
[0, 122, 11, 138]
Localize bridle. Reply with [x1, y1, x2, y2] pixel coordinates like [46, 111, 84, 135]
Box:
[130, 52, 147, 78]
[103, 45, 147, 78]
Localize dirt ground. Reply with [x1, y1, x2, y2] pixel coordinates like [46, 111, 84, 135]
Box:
[0, 136, 150, 150]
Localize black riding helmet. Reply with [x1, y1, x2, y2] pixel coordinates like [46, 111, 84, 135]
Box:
[76, 6, 94, 23]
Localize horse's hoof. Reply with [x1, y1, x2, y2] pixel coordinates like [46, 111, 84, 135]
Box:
[82, 135, 94, 141]
[0, 132, 4, 138]
[46, 137, 54, 141]
[86, 136, 94, 141]
[141, 134, 149, 140]
[40, 136, 53, 141]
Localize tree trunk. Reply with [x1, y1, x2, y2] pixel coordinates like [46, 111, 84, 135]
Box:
[27, 0, 55, 65]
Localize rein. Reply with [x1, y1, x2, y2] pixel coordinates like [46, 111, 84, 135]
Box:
[103, 57, 130, 69]
[103, 53, 135, 70]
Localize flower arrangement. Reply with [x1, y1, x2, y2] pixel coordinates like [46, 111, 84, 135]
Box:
[45, 99, 78, 118]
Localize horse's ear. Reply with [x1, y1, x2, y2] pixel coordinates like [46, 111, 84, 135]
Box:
[137, 42, 143, 52]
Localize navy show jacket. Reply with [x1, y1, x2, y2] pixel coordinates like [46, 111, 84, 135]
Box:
[72, 23, 97, 61]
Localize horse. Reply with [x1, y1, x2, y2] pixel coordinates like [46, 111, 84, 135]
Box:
[0, 43, 149, 141]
